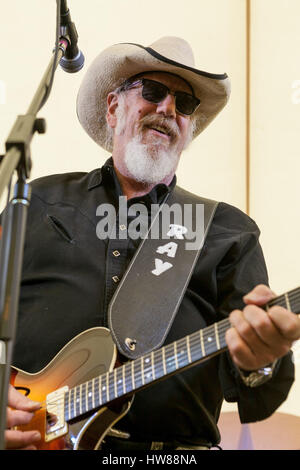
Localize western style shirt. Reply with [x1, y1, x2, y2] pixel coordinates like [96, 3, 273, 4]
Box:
[10, 158, 294, 446]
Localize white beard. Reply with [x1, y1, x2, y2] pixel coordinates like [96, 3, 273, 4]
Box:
[113, 93, 194, 184]
[123, 135, 179, 184]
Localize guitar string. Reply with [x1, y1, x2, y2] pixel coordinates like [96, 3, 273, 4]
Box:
[34, 290, 300, 416]
[63, 320, 231, 417]
[38, 321, 231, 414]
[43, 308, 290, 415]
[44, 305, 298, 417]
[69, 293, 300, 415]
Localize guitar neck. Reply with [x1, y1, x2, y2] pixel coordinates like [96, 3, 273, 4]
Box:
[64, 287, 300, 423]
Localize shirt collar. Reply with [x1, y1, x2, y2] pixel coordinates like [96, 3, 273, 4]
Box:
[87, 157, 176, 205]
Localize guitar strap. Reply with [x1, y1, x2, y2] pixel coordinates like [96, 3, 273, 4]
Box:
[108, 186, 219, 359]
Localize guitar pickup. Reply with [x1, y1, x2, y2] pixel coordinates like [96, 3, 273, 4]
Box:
[45, 386, 69, 442]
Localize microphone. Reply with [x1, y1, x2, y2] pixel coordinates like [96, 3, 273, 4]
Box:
[59, 0, 84, 73]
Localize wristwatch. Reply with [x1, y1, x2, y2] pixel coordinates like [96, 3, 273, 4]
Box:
[238, 360, 278, 388]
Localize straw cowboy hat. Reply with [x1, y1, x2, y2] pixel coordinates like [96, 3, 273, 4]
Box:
[76, 36, 231, 152]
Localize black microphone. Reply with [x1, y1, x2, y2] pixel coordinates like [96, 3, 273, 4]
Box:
[59, 0, 84, 73]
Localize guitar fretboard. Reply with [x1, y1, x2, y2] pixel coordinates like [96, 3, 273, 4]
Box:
[64, 286, 300, 423]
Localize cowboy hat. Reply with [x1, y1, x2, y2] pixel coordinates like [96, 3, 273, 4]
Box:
[76, 36, 231, 152]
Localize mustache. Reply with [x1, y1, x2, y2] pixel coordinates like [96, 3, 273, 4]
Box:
[138, 114, 180, 139]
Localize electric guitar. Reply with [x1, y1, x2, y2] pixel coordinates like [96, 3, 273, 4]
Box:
[10, 287, 300, 450]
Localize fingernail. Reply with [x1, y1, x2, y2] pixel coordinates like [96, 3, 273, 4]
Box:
[244, 293, 259, 301]
[30, 401, 41, 409]
[33, 432, 41, 441]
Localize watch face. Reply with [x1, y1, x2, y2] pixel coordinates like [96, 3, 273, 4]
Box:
[249, 373, 270, 387]
[240, 364, 275, 388]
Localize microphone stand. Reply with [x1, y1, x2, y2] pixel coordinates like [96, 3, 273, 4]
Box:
[0, 34, 69, 450]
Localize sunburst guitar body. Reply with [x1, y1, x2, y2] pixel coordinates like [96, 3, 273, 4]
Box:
[10, 327, 132, 450]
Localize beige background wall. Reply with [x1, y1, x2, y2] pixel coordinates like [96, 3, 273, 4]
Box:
[0, 0, 299, 425]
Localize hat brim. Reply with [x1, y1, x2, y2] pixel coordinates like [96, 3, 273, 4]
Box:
[76, 42, 231, 152]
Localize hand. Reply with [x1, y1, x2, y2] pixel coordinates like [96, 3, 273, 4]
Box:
[5, 385, 41, 450]
[226, 284, 300, 371]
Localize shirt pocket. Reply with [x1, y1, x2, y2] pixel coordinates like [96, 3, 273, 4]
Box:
[46, 214, 75, 244]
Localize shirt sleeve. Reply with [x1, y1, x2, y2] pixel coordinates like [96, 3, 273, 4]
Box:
[215, 218, 295, 423]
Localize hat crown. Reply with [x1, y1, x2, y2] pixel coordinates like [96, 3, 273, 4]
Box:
[149, 36, 195, 68]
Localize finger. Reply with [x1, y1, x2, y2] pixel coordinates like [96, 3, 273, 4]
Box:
[243, 304, 292, 356]
[243, 284, 276, 306]
[225, 326, 258, 370]
[5, 429, 41, 450]
[268, 306, 300, 341]
[8, 385, 40, 411]
[6, 408, 35, 429]
[228, 309, 275, 366]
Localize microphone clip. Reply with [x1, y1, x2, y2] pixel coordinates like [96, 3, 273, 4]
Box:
[59, 4, 84, 73]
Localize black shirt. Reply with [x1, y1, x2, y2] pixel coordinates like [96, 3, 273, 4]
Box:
[12, 158, 294, 446]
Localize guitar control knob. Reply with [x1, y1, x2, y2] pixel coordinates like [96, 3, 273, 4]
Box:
[125, 338, 137, 351]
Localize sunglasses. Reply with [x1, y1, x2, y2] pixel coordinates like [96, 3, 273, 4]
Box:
[121, 78, 200, 116]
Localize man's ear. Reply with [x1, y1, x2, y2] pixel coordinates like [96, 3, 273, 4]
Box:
[106, 92, 119, 129]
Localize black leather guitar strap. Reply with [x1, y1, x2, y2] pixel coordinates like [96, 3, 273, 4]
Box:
[108, 186, 219, 359]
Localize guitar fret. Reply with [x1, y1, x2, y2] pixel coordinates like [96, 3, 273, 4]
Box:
[87, 380, 93, 411]
[106, 373, 110, 401]
[131, 361, 135, 390]
[177, 337, 189, 369]
[186, 336, 192, 363]
[81, 382, 87, 414]
[107, 371, 115, 401]
[204, 325, 217, 355]
[133, 357, 143, 389]
[174, 342, 178, 370]
[288, 287, 300, 313]
[85, 382, 89, 412]
[200, 329, 205, 357]
[64, 392, 68, 421]
[153, 349, 162, 380]
[100, 374, 106, 404]
[70, 388, 75, 420]
[78, 385, 83, 416]
[162, 347, 167, 375]
[115, 366, 123, 397]
[218, 319, 230, 349]
[285, 293, 291, 311]
[85, 382, 89, 413]
[150, 351, 155, 379]
[143, 355, 153, 383]
[124, 362, 132, 393]
[165, 344, 176, 374]
[215, 323, 220, 350]
[122, 362, 126, 393]
[94, 377, 100, 407]
[141, 356, 145, 385]
[92, 379, 95, 410]
[114, 369, 118, 398]
[64, 391, 69, 421]
[99, 375, 103, 405]
[85, 380, 92, 411]
[73, 385, 78, 417]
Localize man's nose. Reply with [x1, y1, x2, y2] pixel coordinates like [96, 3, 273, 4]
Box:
[156, 93, 176, 117]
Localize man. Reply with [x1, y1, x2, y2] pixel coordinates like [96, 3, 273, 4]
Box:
[5, 37, 300, 450]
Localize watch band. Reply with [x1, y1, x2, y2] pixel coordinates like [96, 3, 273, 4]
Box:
[238, 360, 278, 388]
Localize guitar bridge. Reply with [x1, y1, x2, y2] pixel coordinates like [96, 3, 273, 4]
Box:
[45, 386, 69, 442]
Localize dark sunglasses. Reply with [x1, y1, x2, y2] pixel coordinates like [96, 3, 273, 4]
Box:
[121, 78, 200, 116]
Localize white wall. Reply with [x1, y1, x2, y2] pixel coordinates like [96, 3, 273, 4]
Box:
[249, 0, 300, 418]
